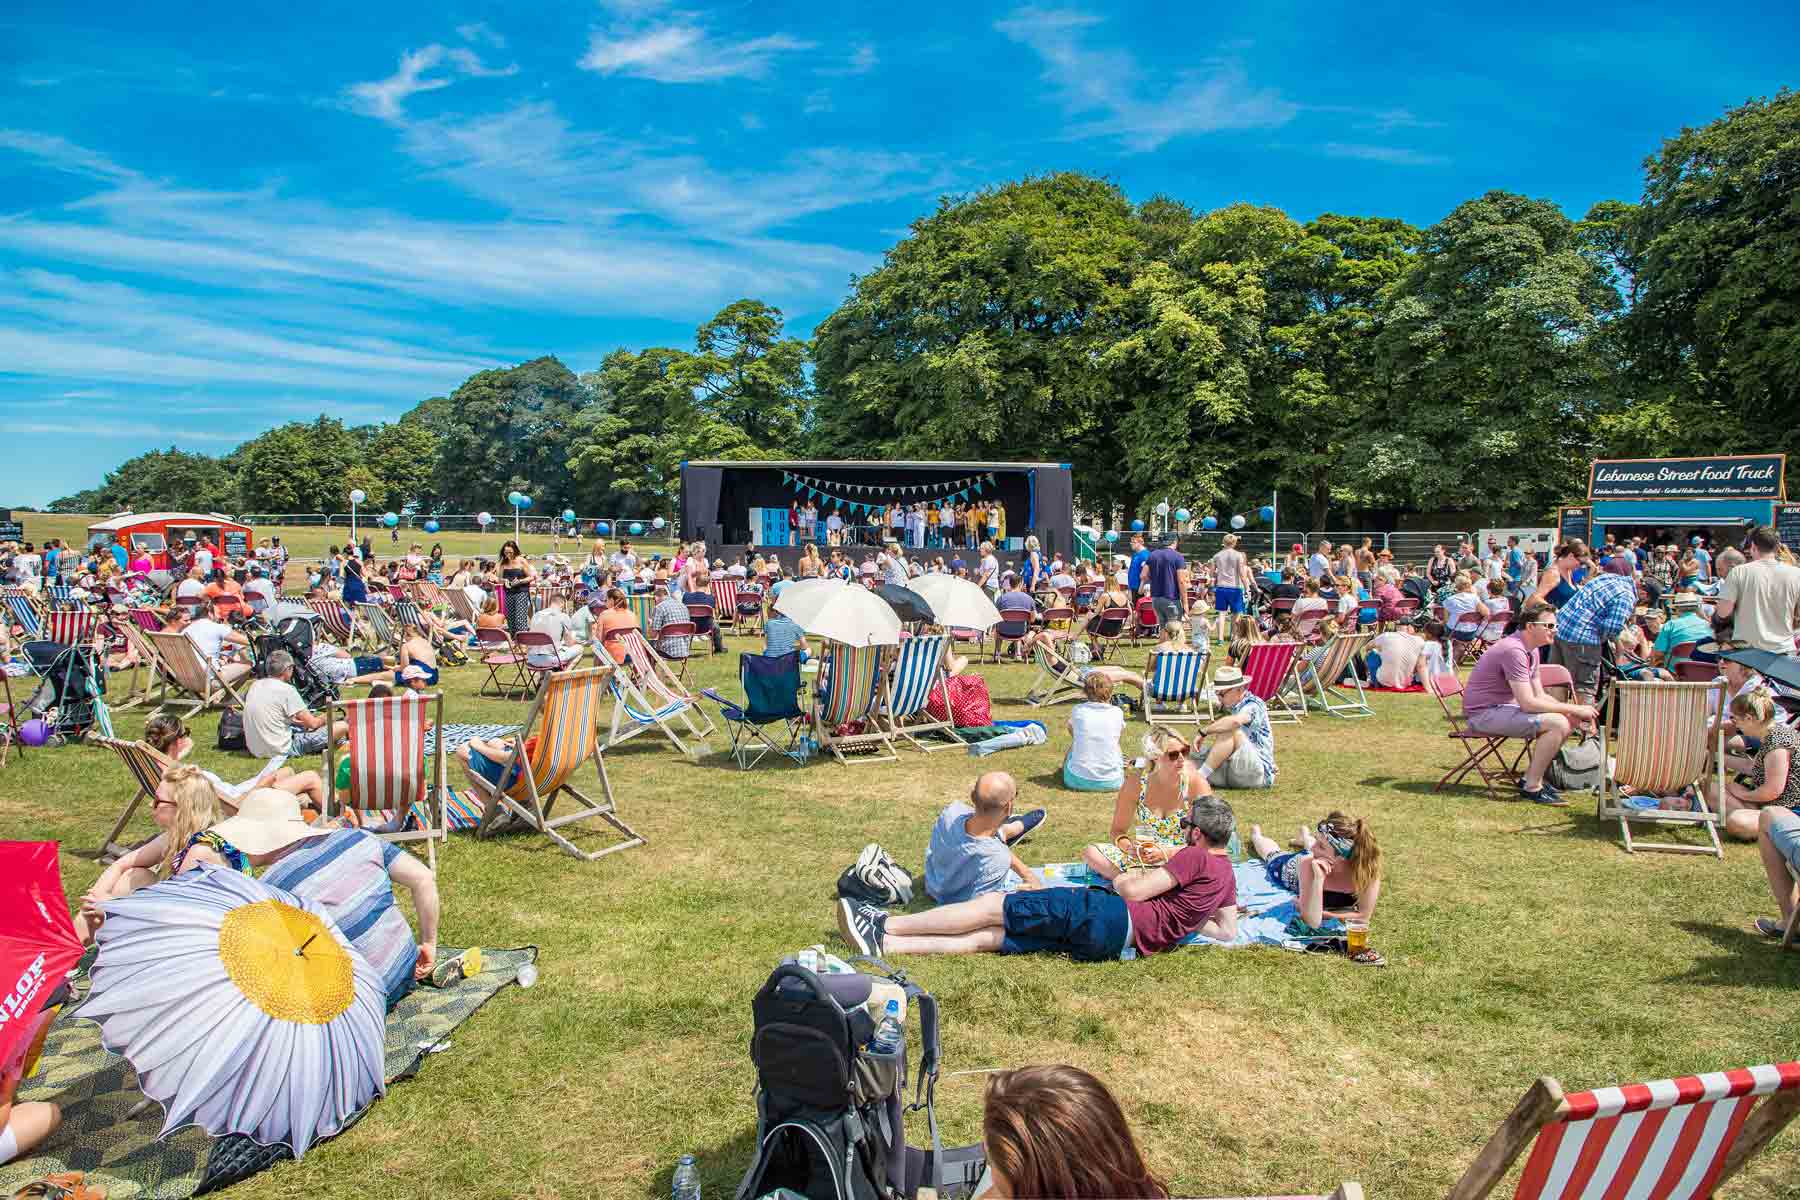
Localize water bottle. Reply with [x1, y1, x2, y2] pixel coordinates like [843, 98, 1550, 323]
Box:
[869, 999, 903, 1055]
[672, 1154, 701, 1200]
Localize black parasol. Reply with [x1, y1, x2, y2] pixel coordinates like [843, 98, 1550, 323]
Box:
[875, 583, 936, 624]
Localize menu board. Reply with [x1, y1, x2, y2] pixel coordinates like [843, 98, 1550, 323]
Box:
[1777, 503, 1800, 556]
[1557, 506, 1591, 549]
[0, 521, 22, 543]
[1589, 454, 1785, 500]
[222, 529, 250, 559]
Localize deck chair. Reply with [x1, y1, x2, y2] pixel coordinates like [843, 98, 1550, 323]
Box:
[3, 591, 43, 640]
[474, 626, 530, 697]
[1242, 640, 1306, 723]
[1024, 641, 1088, 708]
[711, 580, 743, 634]
[445, 587, 480, 628]
[812, 640, 898, 765]
[702, 651, 807, 769]
[306, 597, 356, 645]
[1444, 1060, 1800, 1200]
[471, 665, 642, 861]
[625, 590, 657, 634]
[324, 691, 448, 872]
[883, 633, 959, 751]
[92, 735, 177, 861]
[1144, 647, 1208, 724]
[600, 627, 715, 756]
[108, 620, 164, 710]
[42, 608, 99, 647]
[127, 606, 164, 632]
[1426, 673, 1529, 800]
[1305, 632, 1374, 718]
[355, 602, 403, 655]
[43, 584, 80, 610]
[1597, 679, 1726, 857]
[143, 629, 248, 716]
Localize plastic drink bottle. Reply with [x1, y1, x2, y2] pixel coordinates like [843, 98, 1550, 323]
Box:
[672, 1154, 701, 1200]
[870, 999, 903, 1054]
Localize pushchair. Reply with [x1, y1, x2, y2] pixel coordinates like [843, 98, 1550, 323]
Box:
[21, 639, 111, 741]
[251, 615, 339, 710]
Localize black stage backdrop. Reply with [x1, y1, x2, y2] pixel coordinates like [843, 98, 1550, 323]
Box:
[681, 460, 1074, 555]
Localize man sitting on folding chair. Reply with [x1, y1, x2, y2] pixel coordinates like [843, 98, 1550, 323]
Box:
[1462, 600, 1598, 807]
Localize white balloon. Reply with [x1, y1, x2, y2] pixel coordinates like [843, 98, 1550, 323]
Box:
[349, 489, 366, 505]
[477, 511, 492, 526]
[652, 517, 666, 530]
[1154, 501, 1170, 516]
[1230, 514, 1247, 530]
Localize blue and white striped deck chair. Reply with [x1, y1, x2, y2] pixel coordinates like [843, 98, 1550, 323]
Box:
[600, 627, 714, 757]
[1144, 647, 1208, 725]
[882, 634, 958, 752]
[44, 584, 81, 610]
[391, 597, 428, 633]
[3, 591, 43, 641]
[355, 602, 401, 655]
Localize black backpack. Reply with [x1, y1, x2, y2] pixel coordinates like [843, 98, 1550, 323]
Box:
[736, 959, 984, 1200]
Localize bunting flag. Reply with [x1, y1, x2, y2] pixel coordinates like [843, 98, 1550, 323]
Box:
[781, 471, 1001, 511]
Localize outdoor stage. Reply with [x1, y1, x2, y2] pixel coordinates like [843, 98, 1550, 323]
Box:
[678, 460, 1075, 562]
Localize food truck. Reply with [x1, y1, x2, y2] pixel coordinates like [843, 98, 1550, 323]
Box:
[85, 511, 255, 572]
[1560, 454, 1790, 555]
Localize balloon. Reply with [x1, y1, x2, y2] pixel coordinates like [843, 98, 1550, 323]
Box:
[506, 491, 521, 506]
[517, 495, 532, 511]
[651, 517, 666, 530]
[1154, 501, 1170, 517]
[1230, 514, 1246, 530]
[1259, 505, 1275, 522]
[628, 522, 644, 536]
[1174, 508, 1190, 524]
[18, 719, 51, 747]
[594, 521, 611, 536]
[423, 519, 440, 534]
[348, 488, 366, 505]
[562, 509, 575, 523]
[1201, 516, 1217, 530]
[382, 512, 399, 528]
[1104, 530, 1119, 544]
[1129, 519, 1146, 532]
[476, 511, 493, 526]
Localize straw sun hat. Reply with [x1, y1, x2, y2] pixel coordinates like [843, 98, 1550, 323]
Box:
[207, 789, 319, 856]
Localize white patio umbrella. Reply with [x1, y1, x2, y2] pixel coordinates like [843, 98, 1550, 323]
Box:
[905, 574, 1002, 632]
[81, 866, 387, 1157]
[774, 577, 901, 647]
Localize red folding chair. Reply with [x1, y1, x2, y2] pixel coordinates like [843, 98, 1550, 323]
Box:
[1426, 673, 1529, 799]
[474, 626, 530, 697]
[685, 602, 717, 655]
[1130, 598, 1160, 644]
[989, 611, 1031, 662]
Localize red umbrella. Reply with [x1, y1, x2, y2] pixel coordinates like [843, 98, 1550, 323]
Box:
[0, 841, 84, 1068]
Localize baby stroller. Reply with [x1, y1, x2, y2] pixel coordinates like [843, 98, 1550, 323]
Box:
[252, 615, 339, 710]
[21, 639, 111, 742]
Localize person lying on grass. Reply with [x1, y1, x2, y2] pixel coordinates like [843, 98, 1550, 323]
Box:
[839, 795, 1237, 961]
[1247, 812, 1384, 930]
[1082, 726, 1215, 880]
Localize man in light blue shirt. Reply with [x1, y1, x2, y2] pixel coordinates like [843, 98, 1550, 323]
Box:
[923, 772, 1045, 903]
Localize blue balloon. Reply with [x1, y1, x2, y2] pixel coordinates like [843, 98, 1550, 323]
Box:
[1201, 516, 1217, 531]
[507, 491, 521, 506]
[422, 519, 440, 534]
[1104, 530, 1119, 544]
[562, 508, 575, 523]
[1174, 508, 1191, 524]
[628, 522, 644, 536]
[594, 521, 611, 536]
[382, 512, 399, 528]
[1259, 505, 1275, 522]
[1129, 519, 1146, 532]
[517, 495, 532, 511]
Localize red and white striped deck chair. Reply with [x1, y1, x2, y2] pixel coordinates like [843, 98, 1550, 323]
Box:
[711, 579, 743, 634]
[143, 629, 248, 716]
[472, 664, 643, 861]
[599, 627, 714, 756]
[127, 606, 165, 632]
[1240, 640, 1306, 723]
[324, 692, 447, 872]
[1445, 1060, 1800, 1200]
[43, 608, 100, 647]
[305, 597, 356, 645]
[92, 735, 178, 861]
[1597, 679, 1726, 858]
[410, 580, 448, 613]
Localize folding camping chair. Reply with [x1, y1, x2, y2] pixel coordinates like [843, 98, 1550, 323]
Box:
[811, 640, 898, 765]
[1024, 641, 1088, 708]
[474, 626, 531, 697]
[599, 627, 715, 756]
[306, 597, 357, 645]
[1241, 640, 1306, 723]
[883, 633, 959, 751]
[91, 735, 178, 862]
[324, 691, 448, 872]
[471, 665, 643, 861]
[1304, 631, 1374, 718]
[1144, 647, 1208, 724]
[1597, 679, 1726, 857]
[1426, 673, 1529, 800]
[142, 629, 248, 716]
[702, 651, 807, 769]
[1443, 1060, 1800, 1200]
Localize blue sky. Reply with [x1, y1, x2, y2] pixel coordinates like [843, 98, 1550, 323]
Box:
[2, 2, 1793, 507]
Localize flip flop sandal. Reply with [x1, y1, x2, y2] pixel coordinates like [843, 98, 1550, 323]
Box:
[1349, 948, 1387, 967]
[1754, 917, 1787, 940]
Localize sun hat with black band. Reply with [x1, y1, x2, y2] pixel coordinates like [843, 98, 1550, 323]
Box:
[1211, 665, 1247, 691]
[205, 788, 319, 856]
[1669, 592, 1702, 612]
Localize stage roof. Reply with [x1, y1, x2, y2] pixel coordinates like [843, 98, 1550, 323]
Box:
[683, 460, 1068, 470]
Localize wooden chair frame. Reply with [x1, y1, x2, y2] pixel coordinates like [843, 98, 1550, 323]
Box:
[323, 690, 449, 873]
[1597, 679, 1726, 857]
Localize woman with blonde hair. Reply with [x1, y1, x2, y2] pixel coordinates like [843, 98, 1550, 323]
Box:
[1082, 724, 1221, 880]
[982, 1064, 1168, 1198]
[75, 765, 225, 941]
[1226, 613, 1263, 667]
[1704, 690, 1799, 841]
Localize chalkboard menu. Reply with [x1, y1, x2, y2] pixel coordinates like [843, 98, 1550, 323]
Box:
[222, 529, 250, 559]
[1557, 506, 1591, 549]
[1777, 504, 1800, 555]
[0, 521, 22, 543]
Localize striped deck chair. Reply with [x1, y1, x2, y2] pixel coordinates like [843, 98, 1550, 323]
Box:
[882, 633, 958, 752]
[355, 602, 403, 655]
[92, 736, 178, 861]
[3, 591, 43, 640]
[306, 597, 356, 645]
[127, 606, 164, 632]
[625, 590, 657, 634]
[600, 627, 715, 756]
[324, 692, 448, 872]
[1144, 647, 1208, 724]
[390, 597, 428, 634]
[1597, 680, 1726, 857]
[42, 608, 99, 647]
[410, 580, 448, 612]
[471, 665, 642, 861]
[43, 584, 81, 610]
[1241, 640, 1306, 723]
[812, 640, 898, 765]
[142, 629, 247, 716]
[1305, 632, 1374, 718]
[1024, 641, 1088, 708]
[710, 580, 743, 634]
[445, 587, 480, 628]
[109, 620, 162, 710]
[1445, 1060, 1800, 1200]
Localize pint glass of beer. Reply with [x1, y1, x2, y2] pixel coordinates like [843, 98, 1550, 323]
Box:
[1131, 823, 1156, 866]
[1344, 918, 1369, 955]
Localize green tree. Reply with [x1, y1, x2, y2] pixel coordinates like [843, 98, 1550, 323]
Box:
[367, 417, 442, 512]
[678, 300, 811, 447]
[50, 447, 238, 514]
[433, 357, 589, 511]
[236, 418, 369, 514]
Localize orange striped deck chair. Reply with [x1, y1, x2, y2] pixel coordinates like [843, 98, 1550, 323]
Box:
[1305, 632, 1374, 719]
[306, 597, 357, 645]
[1445, 1060, 1800, 1200]
[812, 640, 897, 765]
[1240, 640, 1306, 723]
[143, 629, 248, 716]
[1597, 679, 1726, 857]
[324, 692, 448, 872]
[471, 664, 642, 861]
[92, 735, 178, 862]
[599, 627, 714, 756]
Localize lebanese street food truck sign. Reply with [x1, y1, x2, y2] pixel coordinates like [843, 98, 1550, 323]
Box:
[1588, 454, 1785, 501]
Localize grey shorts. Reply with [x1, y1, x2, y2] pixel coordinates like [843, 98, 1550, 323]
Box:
[1215, 737, 1272, 789]
[290, 727, 331, 756]
[1466, 704, 1543, 739]
[1550, 638, 1603, 702]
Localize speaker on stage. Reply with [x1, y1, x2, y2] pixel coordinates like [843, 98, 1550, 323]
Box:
[704, 523, 724, 546]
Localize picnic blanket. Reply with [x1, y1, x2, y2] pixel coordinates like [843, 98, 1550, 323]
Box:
[1364, 683, 1425, 693]
[422, 722, 517, 757]
[1, 946, 538, 1199]
[1024, 860, 1312, 952]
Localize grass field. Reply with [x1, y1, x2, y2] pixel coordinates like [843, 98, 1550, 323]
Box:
[4, 593, 1800, 1196]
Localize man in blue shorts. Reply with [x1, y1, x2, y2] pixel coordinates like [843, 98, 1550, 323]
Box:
[1754, 807, 1800, 940]
[838, 795, 1238, 960]
[1209, 534, 1249, 643]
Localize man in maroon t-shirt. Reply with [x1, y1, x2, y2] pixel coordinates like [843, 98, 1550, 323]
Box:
[1461, 598, 1597, 805]
[838, 796, 1239, 960]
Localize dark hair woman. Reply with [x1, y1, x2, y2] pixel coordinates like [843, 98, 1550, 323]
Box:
[496, 540, 536, 634]
[982, 1065, 1168, 1198]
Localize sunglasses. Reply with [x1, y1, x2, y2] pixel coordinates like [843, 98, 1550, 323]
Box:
[1163, 747, 1189, 761]
[1529, 621, 1557, 629]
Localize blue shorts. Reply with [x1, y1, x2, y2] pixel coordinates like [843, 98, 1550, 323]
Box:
[354, 655, 385, 674]
[1214, 587, 1245, 614]
[468, 749, 523, 790]
[1001, 887, 1131, 962]
[1063, 762, 1123, 792]
[1767, 808, 1800, 871]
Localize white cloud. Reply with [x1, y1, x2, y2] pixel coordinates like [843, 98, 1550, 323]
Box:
[455, 22, 506, 49]
[8, 421, 241, 442]
[740, 113, 764, 131]
[345, 43, 518, 121]
[803, 90, 833, 115]
[818, 44, 878, 77]
[1321, 142, 1448, 166]
[578, 22, 813, 83]
[0, 130, 139, 182]
[994, 6, 1296, 152]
